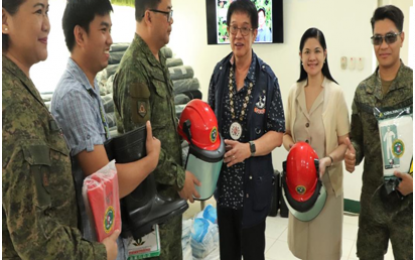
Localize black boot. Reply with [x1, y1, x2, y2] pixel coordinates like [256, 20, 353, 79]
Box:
[104, 125, 188, 239]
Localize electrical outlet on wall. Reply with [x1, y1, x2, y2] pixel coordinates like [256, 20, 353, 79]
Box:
[341, 56, 347, 70]
[357, 57, 364, 70]
[349, 57, 356, 70]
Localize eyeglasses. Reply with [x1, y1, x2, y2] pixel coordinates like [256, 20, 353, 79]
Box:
[143, 9, 173, 23]
[371, 32, 401, 45]
[229, 25, 253, 36]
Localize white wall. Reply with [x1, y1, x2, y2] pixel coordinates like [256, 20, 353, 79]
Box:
[30, 1, 138, 93]
[30, 0, 69, 93]
[30, 0, 413, 202]
[393, 0, 413, 66]
[409, 6, 414, 68]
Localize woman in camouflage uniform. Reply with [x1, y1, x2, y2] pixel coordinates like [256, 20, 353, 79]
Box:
[2, 0, 119, 259]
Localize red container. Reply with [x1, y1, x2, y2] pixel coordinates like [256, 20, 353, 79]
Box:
[84, 169, 121, 242]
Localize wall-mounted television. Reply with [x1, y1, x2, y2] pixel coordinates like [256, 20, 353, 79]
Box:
[206, 0, 283, 45]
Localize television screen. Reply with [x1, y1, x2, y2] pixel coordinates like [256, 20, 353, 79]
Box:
[206, 0, 283, 45]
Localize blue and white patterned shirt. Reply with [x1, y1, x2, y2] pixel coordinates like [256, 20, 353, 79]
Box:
[51, 59, 127, 259]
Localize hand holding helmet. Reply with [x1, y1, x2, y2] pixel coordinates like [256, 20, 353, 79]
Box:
[178, 99, 225, 201]
[282, 142, 327, 222]
[318, 157, 332, 178]
[223, 139, 251, 167]
[179, 171, 201, 203]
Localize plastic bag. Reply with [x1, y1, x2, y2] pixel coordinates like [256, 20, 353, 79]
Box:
[203, 247, 220, 260]
[374, 106, 413, 178]
[191, 205, 219, 259]
[82, 160, 121, 242]
[183, 245, 192, 260]
[182, 219, 193, 251]
[182, 219, 193, 260]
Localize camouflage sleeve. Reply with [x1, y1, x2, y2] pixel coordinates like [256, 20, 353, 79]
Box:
[350, 93, 364, 165]
[2, 148, 107, 260]
[114, 70, 185, 190]
[156, 150, 185, 190]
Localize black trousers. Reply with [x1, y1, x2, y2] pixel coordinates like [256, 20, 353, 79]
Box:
[217, 206, 266, 260]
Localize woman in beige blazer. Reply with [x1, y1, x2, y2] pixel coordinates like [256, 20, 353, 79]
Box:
[283, 28, 350, 260]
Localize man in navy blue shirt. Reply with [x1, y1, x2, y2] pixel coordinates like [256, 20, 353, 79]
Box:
[208, 1, 285, 259]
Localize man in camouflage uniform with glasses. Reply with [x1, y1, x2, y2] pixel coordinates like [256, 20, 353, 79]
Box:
[345, 5, 413, 260]
[113, 0, 200, 259]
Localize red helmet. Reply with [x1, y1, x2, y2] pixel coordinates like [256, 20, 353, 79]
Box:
[282, 142, 326, 221]
[178, 100, 225, 201]
[178, 99, 220, 151]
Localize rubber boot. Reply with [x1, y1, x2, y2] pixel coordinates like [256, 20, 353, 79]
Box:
[104, 125, 189, 239]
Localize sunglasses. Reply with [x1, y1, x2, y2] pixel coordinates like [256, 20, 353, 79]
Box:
[371, 32, 401, 45]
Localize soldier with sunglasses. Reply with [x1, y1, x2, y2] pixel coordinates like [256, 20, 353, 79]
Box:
[345, 5, 413, 260]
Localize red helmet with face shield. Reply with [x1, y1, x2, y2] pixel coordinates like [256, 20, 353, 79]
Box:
[178, 99, 221, 151]
[282, 142, 327, 222]
[177, 99, 225, 201]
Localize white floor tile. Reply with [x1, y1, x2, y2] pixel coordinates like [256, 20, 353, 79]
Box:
[265, 236, 277, 253]
[342, 238, 355, 259]
[342, 222, 359, 240]
[265, 216, 288, 239]
[348, 240, 359, 259]
[277, 227, 288, 242]
[385, 241, 395, 260]
[265, 240, 300, 260]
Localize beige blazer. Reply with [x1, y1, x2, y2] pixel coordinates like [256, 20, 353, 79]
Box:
[285, 77, 350, 197]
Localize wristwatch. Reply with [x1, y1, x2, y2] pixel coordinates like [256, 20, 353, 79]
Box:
[249, 141, 256, 157]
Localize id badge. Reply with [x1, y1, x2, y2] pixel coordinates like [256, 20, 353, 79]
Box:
[374, 106, 413, 179]
[127, 225, 161, 259]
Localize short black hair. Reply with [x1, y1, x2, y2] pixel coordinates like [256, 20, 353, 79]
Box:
[258, 8, 266, 16]
[298, 28, 337, 84]
[135, 0, 162, 22]
[371, 5, 404, 32]
[62, 0, 113, 52]
[2, 0, 26, 52]
[227, 0, 258, 29]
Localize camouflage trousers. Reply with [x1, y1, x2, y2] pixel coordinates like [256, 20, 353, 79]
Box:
[357, 193, 413, 260]
[148, 215, 183, 260]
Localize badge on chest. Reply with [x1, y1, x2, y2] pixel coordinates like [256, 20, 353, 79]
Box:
[230, 121, 242, 140]
[138, 101, 147, 117]
[254, 92, 266, 114]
